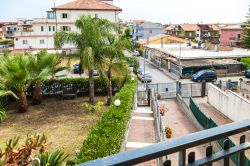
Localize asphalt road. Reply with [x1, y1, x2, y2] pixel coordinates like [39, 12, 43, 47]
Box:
[137, 57, 175, 90]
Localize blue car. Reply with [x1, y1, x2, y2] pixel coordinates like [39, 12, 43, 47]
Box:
[192, 70, 217, 82]
[245, 69, 250, 78]
[73, 64, 79, 74]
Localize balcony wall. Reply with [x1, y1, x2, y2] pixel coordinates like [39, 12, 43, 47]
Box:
[208, 83, 250, 122]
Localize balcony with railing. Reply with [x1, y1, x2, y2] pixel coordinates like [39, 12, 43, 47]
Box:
[134, 25, 144, 30]
[79, 119, 250, 166]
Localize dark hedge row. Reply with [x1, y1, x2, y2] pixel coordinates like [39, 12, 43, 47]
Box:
[27, 77, 126, 97]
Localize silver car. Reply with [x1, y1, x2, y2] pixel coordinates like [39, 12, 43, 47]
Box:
[138, 72, 152, 82]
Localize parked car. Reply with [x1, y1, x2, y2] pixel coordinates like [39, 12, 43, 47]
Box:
[137, 67, 143, 74]
[138, 72, 152, 82]
[134, 50, 140, 56]
[73, 64, 79, 74]
[245, 69, 250, 78]
[192, 70, 217, 82]
[93, 69, 99, 76]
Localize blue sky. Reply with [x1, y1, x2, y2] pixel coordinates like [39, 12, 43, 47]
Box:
[0, 0, 249, 24]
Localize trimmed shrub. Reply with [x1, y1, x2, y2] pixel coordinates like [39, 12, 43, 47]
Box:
[75, 78, 136, 163]
[26, 77, 126, 97]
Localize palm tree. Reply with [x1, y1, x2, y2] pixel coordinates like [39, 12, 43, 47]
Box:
[0, 83, 18, 121]
[54, 15, 117, 104]
[101, 36, 131, 105]
[0, 55, 30, 113]
[29, 50, 66, 105]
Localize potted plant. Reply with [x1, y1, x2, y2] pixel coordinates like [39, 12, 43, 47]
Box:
[165, 127, 173, 138]
[160, 107, 165, 116]
[246, 94, 250, 99]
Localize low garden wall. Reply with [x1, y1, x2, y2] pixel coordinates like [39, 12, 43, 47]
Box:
[208, 83, 250, 122]
[75, 78, 136, 164]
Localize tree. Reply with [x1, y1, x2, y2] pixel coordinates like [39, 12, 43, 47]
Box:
[242, 6, 250, 48]
[0, 83, 18, 121]
[29, 50, 66, 105]
[54, 15, 117, 104]
[0, 55, 30, 113]
[101, 36, 130, 105]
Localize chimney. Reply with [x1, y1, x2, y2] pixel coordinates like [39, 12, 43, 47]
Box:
[102, 0, 113, 5]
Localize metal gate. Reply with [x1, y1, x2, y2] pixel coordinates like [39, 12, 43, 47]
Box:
[137, 90, 150, 106]
[177, 81, 208, 98]
[148, 82, 176, 99]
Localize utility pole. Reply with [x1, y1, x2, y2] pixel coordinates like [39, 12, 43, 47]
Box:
[144, 36, 149, 89]
[179, 43, 182, 78]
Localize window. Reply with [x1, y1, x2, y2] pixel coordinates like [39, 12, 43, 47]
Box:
[149, 29, 153, 34]
[23, 40, 28, 45]
[41, 26, 44, 32]
[15, 38, 18, 41]
[61, 26, 71, 31]
[62, 13, 68, 19]
[53, 26, 55, 31]
[237, 34, 241, 40]
[49, 26, 51, 31]
[196, 34, 199, 37]
[40, 40, 45, 44]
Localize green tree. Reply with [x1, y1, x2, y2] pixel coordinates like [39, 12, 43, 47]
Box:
[243, 6, 250, 48]
[29, 50, 66, 105]
[0, 55, 30, 113]
[101, 36, 130, 105]
[54, 15, 117, 104]
[0, 83, 18, 121]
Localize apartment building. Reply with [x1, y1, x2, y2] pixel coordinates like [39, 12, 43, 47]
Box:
[165, 24, 220, 44]
[219, 24, 244, 47]
[132, 20, 165, 42]
[14, 0, 122, 50]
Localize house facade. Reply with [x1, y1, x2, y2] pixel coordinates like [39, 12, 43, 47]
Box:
[220, 24, 244, 47]
[165, 24, 220, 44]
[132, 20, 165, 43]
[1, 22, 18, 39]
[14, 0, 122, 50]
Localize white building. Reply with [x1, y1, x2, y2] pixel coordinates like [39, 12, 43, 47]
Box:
[14, 0, 122, 50]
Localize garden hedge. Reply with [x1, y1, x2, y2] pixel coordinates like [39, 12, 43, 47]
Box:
[27, 77, 126, 96]
[75, 78, 136, 163]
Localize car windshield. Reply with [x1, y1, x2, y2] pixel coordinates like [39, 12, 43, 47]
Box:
[196, 70, 206, 76]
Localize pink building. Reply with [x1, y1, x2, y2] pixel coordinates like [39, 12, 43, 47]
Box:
[220, 24, 243, 47]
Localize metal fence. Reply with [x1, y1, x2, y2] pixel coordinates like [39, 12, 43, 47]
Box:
[149, 88, 166, 165]
[189, 97, 250, 165]
[148, 82, 176, 99]
[177, 81, 208, 98]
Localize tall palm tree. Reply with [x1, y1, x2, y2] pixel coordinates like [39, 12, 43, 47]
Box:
[101, 36, 131, 105]
[54, 15, 117, 104]
[29, 50, 66, 105]
[0, 55, 30, 113]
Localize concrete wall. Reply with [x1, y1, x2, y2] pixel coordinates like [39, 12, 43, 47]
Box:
[208, 83, 250, 122]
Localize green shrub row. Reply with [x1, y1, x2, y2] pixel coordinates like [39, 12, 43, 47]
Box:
[27, 77, 126, 96]
[75, 78, 136, 163]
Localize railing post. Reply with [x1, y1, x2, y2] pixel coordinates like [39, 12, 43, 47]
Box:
[201, 80, 206, 97]
[206, 145, 213, 166]
[179, 150, 186, 166]
[223, 139, 230, 166]
[239, 135, 246, 166]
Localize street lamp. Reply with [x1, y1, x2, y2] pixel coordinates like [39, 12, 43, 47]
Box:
[114, 99, 121, 108]
[131, 77, 135, 83]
